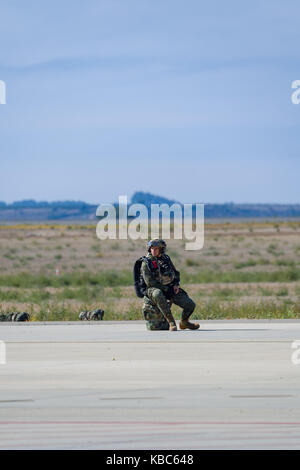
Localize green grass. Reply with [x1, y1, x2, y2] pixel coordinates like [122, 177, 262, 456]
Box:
[0, 285, 124, 304]
[174, 299, 300, 320]
[57, 286, 102, 301]
[234, 259, 257, 269]
[186, 258, 199, 267]
[234, 258, 271, 269]
[212, 287, 246, 298]
[258, 287, 274, 296]
[276, 288, 289, 297]
[181, 268, 300, 283]
[274, 259, 296, 267]
[1, 268, 300, 289]
[0, 288, 51, 303]
[1, 298, 300, 321]
[0, 271, 133, 288]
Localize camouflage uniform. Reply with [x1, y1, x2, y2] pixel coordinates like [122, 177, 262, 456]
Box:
[0, 312, 30, 322]
[79, 309, 104, 321]
[142, 295, 169, 331]
[141, 253, 195, 330]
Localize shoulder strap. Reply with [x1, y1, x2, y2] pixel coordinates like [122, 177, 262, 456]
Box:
[144, 256, 158, 272]
[164, 254, 181, 285]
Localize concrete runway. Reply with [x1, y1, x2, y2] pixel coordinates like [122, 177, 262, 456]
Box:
[1, 320, 300, 449]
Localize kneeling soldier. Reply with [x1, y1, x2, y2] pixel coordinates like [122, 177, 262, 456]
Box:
[141, 239, 199, 331]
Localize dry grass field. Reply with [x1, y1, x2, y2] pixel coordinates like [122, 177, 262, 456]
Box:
[0, 220, 300, 320]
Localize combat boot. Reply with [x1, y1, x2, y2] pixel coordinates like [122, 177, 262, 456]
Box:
[179, 319, 200, 330]
[169, 321, 177, 331]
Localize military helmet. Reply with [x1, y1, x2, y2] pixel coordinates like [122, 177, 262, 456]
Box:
[147, 239, 167, 254]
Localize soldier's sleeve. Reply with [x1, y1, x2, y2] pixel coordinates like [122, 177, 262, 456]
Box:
[141, 260, 163, 289]
[169, 256, 180, 285]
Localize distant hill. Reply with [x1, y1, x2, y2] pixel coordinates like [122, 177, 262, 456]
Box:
[131, 191, 179, 206]
[130, 192, 300, 218]
[0, 193, 300, 221]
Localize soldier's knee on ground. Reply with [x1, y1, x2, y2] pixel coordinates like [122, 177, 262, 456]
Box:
[142, 297, 169, 331]
[146, 320, 169, 331]
[143, 297, 165, 319]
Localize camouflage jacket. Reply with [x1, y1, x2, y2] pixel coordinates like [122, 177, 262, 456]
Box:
[141, 253, 180, 292]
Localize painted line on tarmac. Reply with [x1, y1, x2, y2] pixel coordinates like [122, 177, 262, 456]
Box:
[3, 340, 295, 344]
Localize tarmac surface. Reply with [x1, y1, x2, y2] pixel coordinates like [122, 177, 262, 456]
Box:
[1, 320, 300, 449]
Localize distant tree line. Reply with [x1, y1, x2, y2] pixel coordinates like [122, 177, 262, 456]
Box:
[0, 200, 97, 210]
[0, 193, 300, 220]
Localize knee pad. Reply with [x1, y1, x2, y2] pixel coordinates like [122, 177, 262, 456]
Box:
[152, 289, 165, 301]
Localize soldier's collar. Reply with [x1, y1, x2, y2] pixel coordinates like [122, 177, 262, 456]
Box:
[147, 253, 162, 259]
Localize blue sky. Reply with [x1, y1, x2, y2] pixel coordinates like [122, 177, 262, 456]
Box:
[1, 0, 300, 204]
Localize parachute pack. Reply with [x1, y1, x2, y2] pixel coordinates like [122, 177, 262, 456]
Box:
[133, 256, 160, 298]
[133, 256, 148, 298]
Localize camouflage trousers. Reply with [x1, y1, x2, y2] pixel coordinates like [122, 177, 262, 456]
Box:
[142, 287, 196, 330]
[142, 295, 170, 331]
